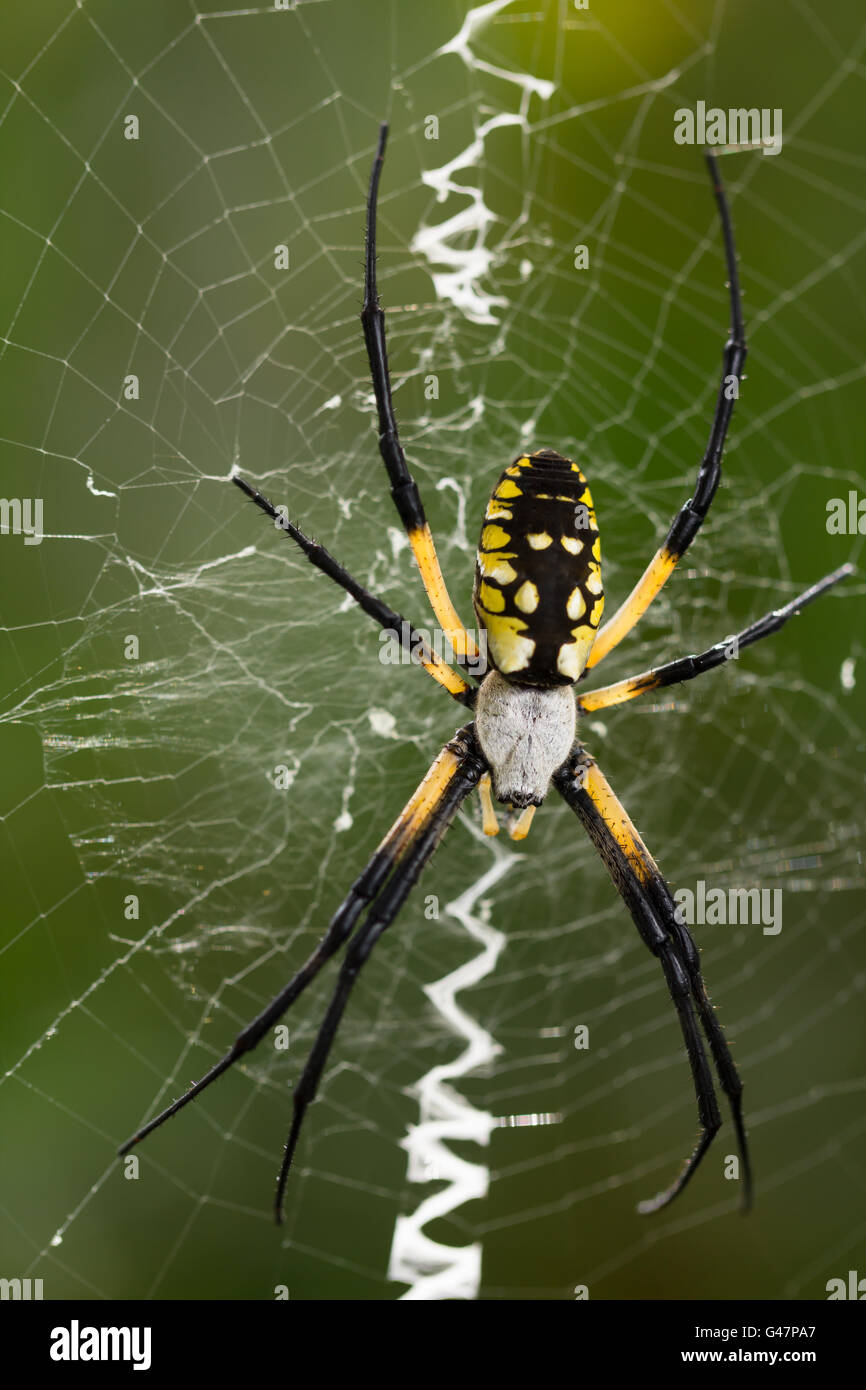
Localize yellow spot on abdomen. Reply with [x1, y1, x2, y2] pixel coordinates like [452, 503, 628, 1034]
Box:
[514, 581, 539, 613]
[557, 628, 596, 681]
[586, 565, 603, 596]
[478, 581, 505, 612]
[478, 553, 518, 585]
[566, 587, 586, 620]
[481, 524, 511, 551]
[478, 610, 535, 675]
[485, 500, 513, 521]
[495, 480, 523, 500]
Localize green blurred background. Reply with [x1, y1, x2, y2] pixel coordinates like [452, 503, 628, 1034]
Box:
[0, 0, 863, 1300]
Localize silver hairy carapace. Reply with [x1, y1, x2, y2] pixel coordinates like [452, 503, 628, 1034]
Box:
[474, 671, 576, 808]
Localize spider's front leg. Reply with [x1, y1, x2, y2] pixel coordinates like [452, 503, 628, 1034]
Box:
[361, 123, 480, 668]
[553, 745, 752, 1214]
[585, 152, 747, 673]
[233, 474, 475, 707]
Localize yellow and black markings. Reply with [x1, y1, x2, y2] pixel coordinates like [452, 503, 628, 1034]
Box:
[408, 522, 480, 663]
[585, 545, 675, 670]
[577, 670, 659, 713]
[472, 450, 604, 684]
[575, 755, 655, 885]
[380, 740, 468, 859]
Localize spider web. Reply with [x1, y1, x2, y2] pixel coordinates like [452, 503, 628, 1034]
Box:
[1, 0, 864, 1302]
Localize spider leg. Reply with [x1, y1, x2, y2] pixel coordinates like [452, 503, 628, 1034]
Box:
[273, 723, 485, 1220]
[233, 474, 475, 706]
[118, 724, 484, 1161]
[579, 562, 853, 714]
[478, 773, 500, 836]
[586, 152, 747, 671]
[361, 123, 480, 665]
[553, 746, 752, 1214]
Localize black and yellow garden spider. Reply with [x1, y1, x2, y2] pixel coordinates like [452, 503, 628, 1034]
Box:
[119, 125, 851, 1225]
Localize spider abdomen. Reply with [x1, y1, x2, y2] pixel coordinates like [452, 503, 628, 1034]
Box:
[473, 449, 604, 685]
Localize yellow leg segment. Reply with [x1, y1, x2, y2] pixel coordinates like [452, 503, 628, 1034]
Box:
[581, 561, 855, 712]
[582, 758, 653, 883]
[508, 805, 536, 841]
[478, 774, 500, 836]
[382, 742, 468, 858]
[409, 524, 480, 663]
[578, 672, 658, 713]
[585, 548, 676, 670]
[412, 636, 474, 701]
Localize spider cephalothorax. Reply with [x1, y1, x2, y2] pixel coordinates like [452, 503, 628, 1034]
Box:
[119, 122, 852, 1233]
[474, 672, 576, 810]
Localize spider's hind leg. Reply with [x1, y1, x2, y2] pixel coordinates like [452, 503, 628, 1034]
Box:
[118, 725, 483, 1172]
[553, 746, 752, 1214]
[273, 722, 486, 1219]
